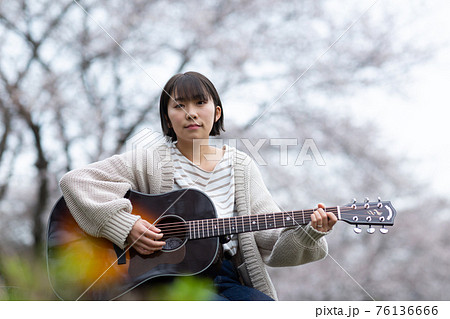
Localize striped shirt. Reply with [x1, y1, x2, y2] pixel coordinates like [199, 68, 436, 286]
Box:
[169, 142, 238, 256]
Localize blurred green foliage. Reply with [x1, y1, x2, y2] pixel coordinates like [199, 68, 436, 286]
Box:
[0, 254, 56, 301]
[0, 253, 216, 301]
[143, 276, 216, 301]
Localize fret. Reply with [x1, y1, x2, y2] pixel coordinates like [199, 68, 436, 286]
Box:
[264, 214, 268, 230]
[189, 221, 192, 239]
[293, 211, 298, 226]
[302, 209, 305, 225]
[250, 215, 258, 231]
[201, 219, 205, 238]
[282, 212, 286, 227]
[238, 216, 242, 233]
[206, 219, 210, 238]
[284, 211, 292, 226]
[213, 219, 218, 237]
[194, 220, 197, 239]
[230, 218, 236, 234]
[196, 220, 199, 239]
[246, 215, 251, 232]
[267, 214, 273, 228]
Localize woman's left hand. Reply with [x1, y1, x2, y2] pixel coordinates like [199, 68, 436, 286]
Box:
[310, 203, 337, 232]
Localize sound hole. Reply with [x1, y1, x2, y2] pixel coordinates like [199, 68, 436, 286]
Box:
[157, 215, 188, 252]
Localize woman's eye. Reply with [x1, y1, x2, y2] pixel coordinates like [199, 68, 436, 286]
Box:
[175, 104, 184, 108]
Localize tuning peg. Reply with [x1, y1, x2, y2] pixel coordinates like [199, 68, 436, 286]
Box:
[379, 227, 389, 234]
[377, 197, 383, 208]
[351, 198, 357, 209]
[353, 226, 362, 234]
[364, 197, 370, 209]
[367, 226, 375, 234]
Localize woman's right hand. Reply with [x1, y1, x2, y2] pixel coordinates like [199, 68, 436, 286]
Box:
[126, 219, 166, 255]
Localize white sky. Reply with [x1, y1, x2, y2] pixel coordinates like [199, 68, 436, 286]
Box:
[226, 1, 450, 198]
[346, 1, 450, 196]
[349, 49, 450, 196]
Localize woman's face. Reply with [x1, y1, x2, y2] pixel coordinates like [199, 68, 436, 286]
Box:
[166, 93, 221, 144]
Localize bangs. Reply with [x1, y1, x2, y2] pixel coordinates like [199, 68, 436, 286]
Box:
[171, 74, 210, 102]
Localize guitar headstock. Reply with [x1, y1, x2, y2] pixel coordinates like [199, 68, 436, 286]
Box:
[339, 197, 396, 234]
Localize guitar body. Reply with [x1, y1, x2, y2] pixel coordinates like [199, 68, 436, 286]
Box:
[46, 189, 220, 300]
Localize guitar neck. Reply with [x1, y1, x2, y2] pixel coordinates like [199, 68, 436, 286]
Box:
[187, 207, 340, 240]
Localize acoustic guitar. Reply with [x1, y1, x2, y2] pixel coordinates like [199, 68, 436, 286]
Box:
[46, 188, 396, 300]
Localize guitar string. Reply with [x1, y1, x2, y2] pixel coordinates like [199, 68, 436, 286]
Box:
[152, 208, 385, 233]
[149, 206, 383, 230]
[152, 208, 389, 238]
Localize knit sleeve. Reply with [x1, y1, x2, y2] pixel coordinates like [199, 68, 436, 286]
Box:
[248, 160, 329, 267]
[59, 153, 141, 249]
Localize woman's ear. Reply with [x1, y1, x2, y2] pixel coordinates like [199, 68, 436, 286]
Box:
[215, 105, 222, 122]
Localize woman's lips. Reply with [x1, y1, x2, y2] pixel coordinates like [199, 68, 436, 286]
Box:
[186, 124, 201, 129]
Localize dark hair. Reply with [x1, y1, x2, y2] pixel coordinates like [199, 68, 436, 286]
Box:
[159, 71, 225, 141]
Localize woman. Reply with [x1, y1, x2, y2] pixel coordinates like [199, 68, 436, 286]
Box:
[60, 71, 337, 300]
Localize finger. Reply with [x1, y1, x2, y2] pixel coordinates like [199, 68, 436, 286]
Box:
[317, 208, 328, 229]
[317, 204, 327, 228]
[138, 222, 164, 240]
[311, 211, 322, 229]
[143, 230, 164, 241]
[137, 236, 166, 249]
[327, 211, 338, 223]
[327, 211, 338, 228]
[310, 212, 317, 228]
[141, 220, 163, 234]
[147, 222, 162, 233]
[147, 223, 164, 240]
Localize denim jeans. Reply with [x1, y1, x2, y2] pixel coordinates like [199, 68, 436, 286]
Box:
[212, 260, 274, 301]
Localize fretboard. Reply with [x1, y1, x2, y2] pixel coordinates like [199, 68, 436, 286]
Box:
[187, 208, 340, 240]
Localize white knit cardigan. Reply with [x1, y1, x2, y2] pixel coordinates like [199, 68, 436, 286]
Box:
[59, 142, 329, 300]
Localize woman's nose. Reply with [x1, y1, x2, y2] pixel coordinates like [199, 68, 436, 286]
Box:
[185, 106, 198, 120]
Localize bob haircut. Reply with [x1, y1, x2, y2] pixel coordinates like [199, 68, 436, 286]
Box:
[159, 71, 225, 141]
